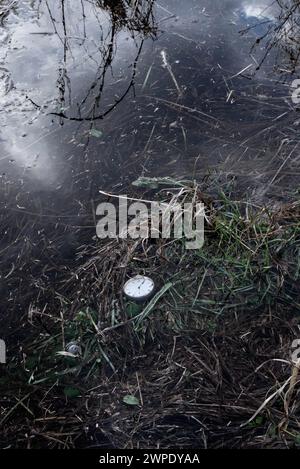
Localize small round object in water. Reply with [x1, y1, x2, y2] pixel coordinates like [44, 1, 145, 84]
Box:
[123, 275, 155, 302]
[66, 341, 81, 357]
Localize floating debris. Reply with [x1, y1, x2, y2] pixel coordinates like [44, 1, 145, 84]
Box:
[123, 395, 140, 406]
[90, 128, 103, 138]
[65, 341, 82, 357]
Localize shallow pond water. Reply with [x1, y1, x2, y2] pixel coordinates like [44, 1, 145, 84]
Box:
[0, 0, 299, 205]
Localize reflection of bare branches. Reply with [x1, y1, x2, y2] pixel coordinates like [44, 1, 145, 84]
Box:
[247, 0, 300, 74]
[100, 0, 156, 36]
[45, 0, 156, 122]
[274, 0, 300, 73]
[51, 39, 144, 122]
[56, 0, 72, 124]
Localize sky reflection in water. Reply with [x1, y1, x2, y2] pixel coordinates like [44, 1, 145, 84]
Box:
[0, 0, 298, 212]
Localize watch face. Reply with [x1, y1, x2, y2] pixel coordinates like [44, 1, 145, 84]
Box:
[123, 275, 155, 300]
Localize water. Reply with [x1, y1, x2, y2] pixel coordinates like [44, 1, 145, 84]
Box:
[1, 0, 298, 200]
[0, 0, 299, 324]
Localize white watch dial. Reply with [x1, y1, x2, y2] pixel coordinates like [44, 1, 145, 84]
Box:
[123, 275, 155, 301]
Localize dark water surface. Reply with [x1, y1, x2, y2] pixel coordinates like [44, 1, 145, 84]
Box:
[1, 0, 299, 202]
[0, 0, 299, 322]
